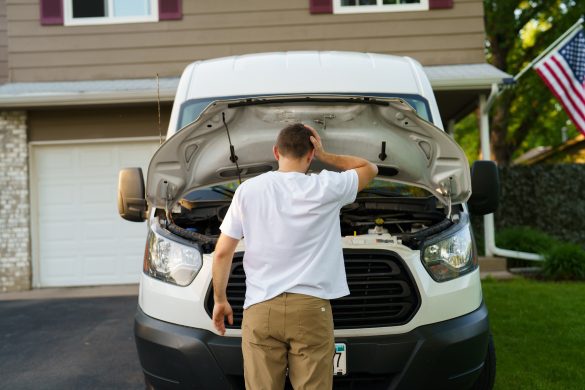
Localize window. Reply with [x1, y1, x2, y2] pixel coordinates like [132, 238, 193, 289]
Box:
[177, 94, 432, 131]
[334, 0, 429, 13]
[64, 0, 158, 26]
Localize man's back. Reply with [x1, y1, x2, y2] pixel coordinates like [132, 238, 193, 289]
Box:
[222, 169, 358, 308]
[212, 123, 377, 389]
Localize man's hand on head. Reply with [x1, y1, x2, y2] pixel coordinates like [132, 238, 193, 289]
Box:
[306, 125, 325, 159]
[304, 123, 378, 190]
[212, 300, 234, 336]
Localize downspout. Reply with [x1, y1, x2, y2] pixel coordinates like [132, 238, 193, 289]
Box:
[479, 85, 544, 261]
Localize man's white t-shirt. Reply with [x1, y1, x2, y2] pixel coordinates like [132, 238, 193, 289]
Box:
[219, 169, 359, 309]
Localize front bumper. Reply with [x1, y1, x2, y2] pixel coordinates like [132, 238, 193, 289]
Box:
[135, 302, 490, 390]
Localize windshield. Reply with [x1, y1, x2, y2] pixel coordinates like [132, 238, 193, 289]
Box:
[182, 178, 431, 203]
[177, 94, 433, 130]
[358, 179, 432, 198]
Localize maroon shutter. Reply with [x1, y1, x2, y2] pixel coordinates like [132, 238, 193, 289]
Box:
[310, 0, 333, 14]
[429, 0, 453, 9]
[40, 0, 63, 25]
[159, 0, 182, 20]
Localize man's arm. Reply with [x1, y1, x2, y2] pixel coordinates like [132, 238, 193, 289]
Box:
[307, 125, 378, 191]
[212, 233, 239, 335]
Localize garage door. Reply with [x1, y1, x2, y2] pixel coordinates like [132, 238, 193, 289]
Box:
[32, 139, 160, 287]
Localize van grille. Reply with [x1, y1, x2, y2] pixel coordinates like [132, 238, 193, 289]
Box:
[205, 250, 420, 329]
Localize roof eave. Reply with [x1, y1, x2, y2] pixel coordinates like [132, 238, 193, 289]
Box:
[429, 78, 513, 91]
[0, 90, 176, 108]
[0, 63, 513, 108]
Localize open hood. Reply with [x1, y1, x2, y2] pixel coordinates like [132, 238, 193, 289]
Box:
[146, 96, 471, 209]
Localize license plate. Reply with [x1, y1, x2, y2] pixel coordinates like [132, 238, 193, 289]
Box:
[333, 343, 347, 375]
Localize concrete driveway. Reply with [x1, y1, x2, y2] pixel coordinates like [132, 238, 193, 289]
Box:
[0, 287, 143, 390]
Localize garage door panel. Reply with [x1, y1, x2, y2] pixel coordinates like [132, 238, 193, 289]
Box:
[80, 148, 115, 168]
[118, 255, 144, 276]
[39, 183, 77, 205]
[119, 144, 160, 166]
[42, 257, 80, 278]
[35, 149, 75, 174]
[83, 256, 118, 276]
[80, 183, 116, 204]
[39, 221, 76, 242]
[81, 220, 119, 241]
[34, 140, 158, 287]
[80, 204, 118, 218]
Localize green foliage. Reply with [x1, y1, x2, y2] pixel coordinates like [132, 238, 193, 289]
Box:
[481, 0, 585, 165]
[470, 164, 585, 276]
[495, 164, 585, 247]
[453, 111, 480, 163]
[494, 226, 585, 279]
[542, 243, 585, 280]
[495, 226, 560, 254]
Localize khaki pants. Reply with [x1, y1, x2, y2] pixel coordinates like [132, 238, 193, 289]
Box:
[241, 293, 334, 390]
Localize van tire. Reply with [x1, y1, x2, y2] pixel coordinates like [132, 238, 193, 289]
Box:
[471, 333, 496, 390]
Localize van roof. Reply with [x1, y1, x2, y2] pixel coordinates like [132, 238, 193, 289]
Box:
[179, 52, 429, 101]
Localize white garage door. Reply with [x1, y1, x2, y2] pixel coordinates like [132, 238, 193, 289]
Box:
[32, 139, 160, 287]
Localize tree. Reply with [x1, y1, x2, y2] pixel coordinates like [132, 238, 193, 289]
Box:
[457, 0, 585, 166]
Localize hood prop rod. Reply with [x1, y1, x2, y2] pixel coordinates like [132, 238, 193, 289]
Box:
[222, 112, 242, 184]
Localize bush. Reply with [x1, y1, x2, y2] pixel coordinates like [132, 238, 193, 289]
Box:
[494, 226, 585, 280]
[496, 165, 585, 249]
[496, 226, 560, 254]
[542, 243, 585, 280]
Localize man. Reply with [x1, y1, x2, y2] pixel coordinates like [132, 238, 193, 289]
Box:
[212, 123, 378, 389]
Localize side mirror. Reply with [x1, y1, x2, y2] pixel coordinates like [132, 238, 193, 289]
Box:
[118, 168, 147, 222]
[467, 160, 500, 215]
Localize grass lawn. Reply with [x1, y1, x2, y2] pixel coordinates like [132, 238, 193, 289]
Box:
[482, 278, 585, 390]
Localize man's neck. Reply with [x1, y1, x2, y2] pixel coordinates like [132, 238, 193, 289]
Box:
[277, 158, 309, 173]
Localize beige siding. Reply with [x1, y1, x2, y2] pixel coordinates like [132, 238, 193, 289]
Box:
[7, 0, 485, 82]
[28, 104, 172, 142]
[0, 0, 7, 83]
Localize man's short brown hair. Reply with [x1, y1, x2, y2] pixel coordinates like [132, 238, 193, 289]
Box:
[276, 123, 314, 159]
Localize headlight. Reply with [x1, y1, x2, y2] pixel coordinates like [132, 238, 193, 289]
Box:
[422, 226, 477, 282]
[143, 227, 203, 286]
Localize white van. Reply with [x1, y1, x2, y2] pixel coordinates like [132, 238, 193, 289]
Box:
[118, 51, 499, 389]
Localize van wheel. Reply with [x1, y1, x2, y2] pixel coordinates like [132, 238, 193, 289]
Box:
[471, 334, 496, 390]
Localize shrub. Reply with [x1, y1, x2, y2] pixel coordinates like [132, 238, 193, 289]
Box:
[495, 226, 560, 254]
[542, 243, 585, 280]
[496, 165, 585, 249]
[494, 226, 585, 279]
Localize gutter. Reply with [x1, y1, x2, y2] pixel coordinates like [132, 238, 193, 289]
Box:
[479, 84, 544, 262]
[0, 90, 176, 108]
[0, 64, 513, 109]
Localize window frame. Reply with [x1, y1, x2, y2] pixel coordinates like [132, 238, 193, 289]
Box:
[63, 0, 159, 26]
[333, 0, 429, 14]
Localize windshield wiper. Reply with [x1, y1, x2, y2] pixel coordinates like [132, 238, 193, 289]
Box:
[211, 186, 234, 198]
[227, 96, 391, 108]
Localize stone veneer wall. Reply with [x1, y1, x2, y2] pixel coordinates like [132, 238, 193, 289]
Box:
[0, 111, 31, 292]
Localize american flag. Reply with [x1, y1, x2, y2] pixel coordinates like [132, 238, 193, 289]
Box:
[534, 27, 585, 136]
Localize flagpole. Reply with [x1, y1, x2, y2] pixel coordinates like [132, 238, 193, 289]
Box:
[514, 16, 584, 82]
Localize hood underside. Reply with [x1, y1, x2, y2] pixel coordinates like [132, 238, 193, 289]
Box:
[146, 95, 471, 209]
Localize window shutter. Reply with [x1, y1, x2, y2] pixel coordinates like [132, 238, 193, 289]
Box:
[429, 0, 453, 9]
[40, 0, 64, 25]
[310, 0, 333, 14]
[159, 0, 182, 20]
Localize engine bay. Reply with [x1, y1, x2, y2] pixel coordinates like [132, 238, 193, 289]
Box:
[157, 182, 460, 253]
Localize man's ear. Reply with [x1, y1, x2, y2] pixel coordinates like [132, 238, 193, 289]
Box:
[308, 148, 316, 162]
[273, 145, 280, 161]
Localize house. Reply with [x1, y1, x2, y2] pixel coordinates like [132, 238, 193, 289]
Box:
[0, 0, 511, 292]
[514, 134, 585, 165]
